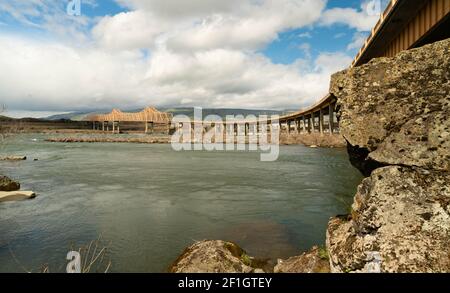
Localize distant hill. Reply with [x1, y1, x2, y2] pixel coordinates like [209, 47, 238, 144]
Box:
[44, 108, 295, 121]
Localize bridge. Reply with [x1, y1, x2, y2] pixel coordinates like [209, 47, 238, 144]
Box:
[87, 0, 449, 136]
[88, 107, 172, 133]
[278, 0, 450, 135]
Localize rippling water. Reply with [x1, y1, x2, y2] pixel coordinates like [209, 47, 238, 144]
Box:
[0, 134, 362, 272]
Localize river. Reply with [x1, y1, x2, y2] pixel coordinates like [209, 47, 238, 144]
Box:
[0, 134, 362, 272]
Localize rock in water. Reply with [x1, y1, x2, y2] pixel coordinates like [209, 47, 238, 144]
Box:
[274, 246, 330, 273]
[327, 38, 450, 273]
[169, 240, 263, 273]
[327, 167, 450, 273]
[0, 175, 20, 192]
[0, 191, 36, 202]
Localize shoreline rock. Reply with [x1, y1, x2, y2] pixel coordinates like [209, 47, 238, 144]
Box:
[326, 38, 450, 272]
[274, 246, 330, 273]
[168, 240, 269, 273]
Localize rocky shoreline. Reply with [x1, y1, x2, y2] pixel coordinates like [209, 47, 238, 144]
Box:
[169, 38, 450, 273]
[168, 240, 330, 273]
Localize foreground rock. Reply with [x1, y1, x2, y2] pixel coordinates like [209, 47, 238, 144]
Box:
[331, 38, 449, 176]
[169, 240, 267, 273]
[0, 191, 36, 202]
[274, 246, 330, 273]
[0, 175, 20, 191]
[327, 38, 450, 272]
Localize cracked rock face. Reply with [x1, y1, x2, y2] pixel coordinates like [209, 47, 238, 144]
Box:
[327, 38, 450, 273]
[327, 167, 450, 273]
[331, 38, 450, 174]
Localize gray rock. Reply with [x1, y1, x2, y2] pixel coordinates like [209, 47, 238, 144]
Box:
[327, 38, 450, 273]
[169, 240, 265, 273]
[331, 38, 450, 174]
[327, 166, 450, 273]
[274, 246, 330, 273]
[0, 175, 20, 192]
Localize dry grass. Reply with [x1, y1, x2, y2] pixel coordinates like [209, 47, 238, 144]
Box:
[8, 235, 112, 273]
[280, 132, 346, 148]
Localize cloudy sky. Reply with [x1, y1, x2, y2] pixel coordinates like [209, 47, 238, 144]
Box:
[0, 0, 387, 117]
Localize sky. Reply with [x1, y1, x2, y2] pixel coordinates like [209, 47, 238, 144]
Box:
[0, 0, 389, 117]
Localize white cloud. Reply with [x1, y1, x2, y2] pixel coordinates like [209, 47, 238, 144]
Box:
[0, 0, 358, 112]
[298, 32, 312, 39]
[0, 34, 352, 111]
[320, 1, 380, 32]
[95, 0, 327, 51]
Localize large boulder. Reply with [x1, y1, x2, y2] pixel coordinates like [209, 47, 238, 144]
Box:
[169, 240, 267, 273]
[327, 166, 450, 273]
[327, 38, 450, 273]
[331, 38, 450, 175]
[0, 175, 20, 191]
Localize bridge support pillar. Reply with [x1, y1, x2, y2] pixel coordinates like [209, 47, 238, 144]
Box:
[310, 114, 314, 133]
[329, 104, 334, 135]
[287, 120, 291, 134]
[92, 121, 96, 130]
[319, 108, 324, 134]
[302, 116, 306, 133]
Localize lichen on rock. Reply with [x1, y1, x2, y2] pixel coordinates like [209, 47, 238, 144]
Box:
[331, 38, 450, 175]
[274, 246, 330, 273]
[327, 38, 450, 273]
[168, 240, 268, 273]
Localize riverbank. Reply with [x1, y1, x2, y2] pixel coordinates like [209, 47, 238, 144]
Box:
[43, 132, 346, 148]
[280, 133, 346, 148]
[45, 135, 170, 144]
